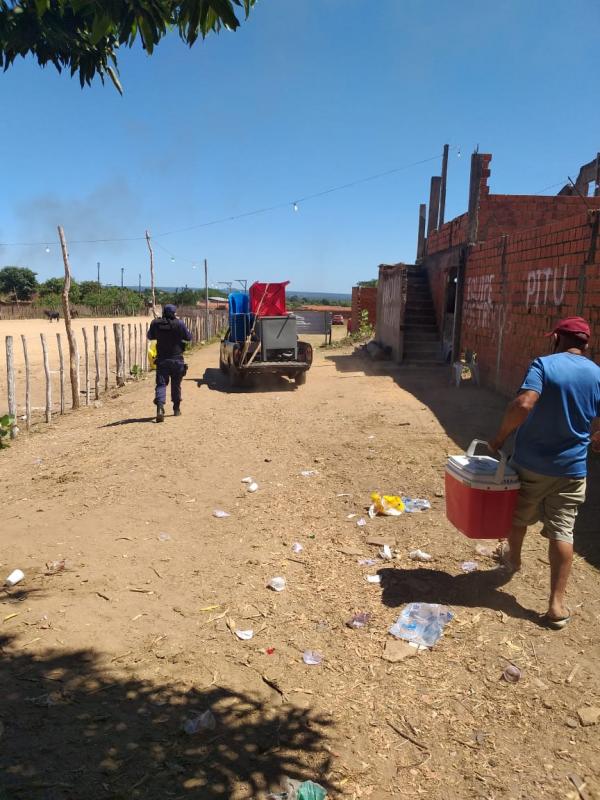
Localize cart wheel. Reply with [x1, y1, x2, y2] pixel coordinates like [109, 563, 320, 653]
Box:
[219, 356, 228, 374]
[295, 371, 307, 386]
[229, 366, 244, 388]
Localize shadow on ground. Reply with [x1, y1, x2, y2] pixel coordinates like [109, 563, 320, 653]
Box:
[378, 566, 541, 624]
[326, 349, 599, 570]
[101, 417, 157, 427]
[192, 369, 297, 394]
[0, 634, 332, 800]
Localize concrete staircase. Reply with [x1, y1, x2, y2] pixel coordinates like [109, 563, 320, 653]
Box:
[403, 267, 444, 365]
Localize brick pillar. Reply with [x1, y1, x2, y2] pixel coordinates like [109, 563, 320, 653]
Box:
[427, 177, 441, 234]
[416, 203, 426, 261]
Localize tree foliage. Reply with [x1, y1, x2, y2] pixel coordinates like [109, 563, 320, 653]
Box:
[0, 0, 256, 93]
[0, 266, 38, 300]
[357, 279, 377, 288]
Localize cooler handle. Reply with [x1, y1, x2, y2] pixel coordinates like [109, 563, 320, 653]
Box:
[466, 439, 507, 483]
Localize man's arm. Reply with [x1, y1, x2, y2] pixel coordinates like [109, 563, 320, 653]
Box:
[179, 320, 192, 342]
[488, 390, 540, 452]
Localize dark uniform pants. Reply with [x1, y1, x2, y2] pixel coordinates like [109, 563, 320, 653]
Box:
[155, 358, 186, 406]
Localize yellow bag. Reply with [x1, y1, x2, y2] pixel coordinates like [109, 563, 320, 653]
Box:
[369, 492, 405, 517]
[148, 340, 157, 370]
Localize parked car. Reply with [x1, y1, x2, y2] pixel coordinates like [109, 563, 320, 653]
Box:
[332, 314, 345, 325]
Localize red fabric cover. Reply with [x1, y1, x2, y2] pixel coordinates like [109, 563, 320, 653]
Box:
[249, 282, 289, 317]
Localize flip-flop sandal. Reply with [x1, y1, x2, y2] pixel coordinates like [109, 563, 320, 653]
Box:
[542, 608, 571, 630]
[495, 541, 520, 574]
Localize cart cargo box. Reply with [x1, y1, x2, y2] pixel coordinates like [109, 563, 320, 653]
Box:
[445, 439, 520, 540]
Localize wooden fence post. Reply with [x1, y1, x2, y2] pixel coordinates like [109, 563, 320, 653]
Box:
[93, 326, 100, 400]
[121, 324, 127, 376]
[127, 324, 132, 374]
[103, 326, 109, 391]
[5, 336, 17, 438]
[57, 225, 80, 409]
[114, 323, 125, 387]
[56, 333, 65, 414]
[40, 333, 52, 423]
[21, 335, 31, 431]
[145, 323, 149, 371]
[73, 335, 81, 408]
[133, 323, 138, 370]
[82, 328, 90, 405]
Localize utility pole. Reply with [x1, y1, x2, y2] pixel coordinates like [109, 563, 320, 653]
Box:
[97, 261, 101, 286]
[204, 259, 210, 341]
[138, 273, 142, 294]
[121, 267, 124, 289]
[439, 143, 449, 226]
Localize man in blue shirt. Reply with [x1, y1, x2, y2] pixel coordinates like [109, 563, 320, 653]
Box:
[147, 305, 192, 422]
[489, 317, 600, 629]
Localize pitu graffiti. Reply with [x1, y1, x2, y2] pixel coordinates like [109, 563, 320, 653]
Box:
[526, 265, 567, 310]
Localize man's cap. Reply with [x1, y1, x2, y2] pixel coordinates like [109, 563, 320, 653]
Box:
[163, 304, 177, 318]
[545, 316, 590, 340]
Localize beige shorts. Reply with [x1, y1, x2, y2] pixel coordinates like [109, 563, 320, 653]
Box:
[512, 463, 586, 544]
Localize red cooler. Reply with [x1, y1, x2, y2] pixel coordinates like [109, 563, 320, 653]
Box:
[445, 439, 520, 540]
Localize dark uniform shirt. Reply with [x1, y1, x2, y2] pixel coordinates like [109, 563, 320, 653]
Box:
[148, 317, 192, 360]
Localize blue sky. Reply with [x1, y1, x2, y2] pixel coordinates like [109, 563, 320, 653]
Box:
[1, 0, 599, 293]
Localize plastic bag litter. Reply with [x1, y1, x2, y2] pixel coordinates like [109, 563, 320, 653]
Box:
[247, 482, 259, 493]
[409, 549, 433, 562]
[158, 532, 172, 541]
[346, 612, 371, 629]
[235, 629, 254, 640]
[241, 477, 253, 484]
[402, 497, 431, 513]
[475, 543, 496, 558]
[267, 577, 286, 592]
[389, 602, 454, 648]
[45, 559, 66, 575]
[268, 778, 328, 800]
[213, 509, 231, 518]
[292, 542, 304, 553]
[300, 470, 319, 477]
[183, 709, 216, 735]
[356, 518, 367, 528]
[461, 561, 478, 572]
[369, 493, 405, 517]
[303, 650, 323, 666]
[358, 558, 378, 566]
[366, 574, 381, 584]
[379, 544, 393, 560]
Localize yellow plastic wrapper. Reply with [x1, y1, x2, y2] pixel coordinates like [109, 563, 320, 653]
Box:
[369, 492, 405, 518]
[148, 340, 157, 371]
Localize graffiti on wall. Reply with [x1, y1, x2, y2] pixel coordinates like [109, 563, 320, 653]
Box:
[526, 265, 567, 310]
[465, 273, 494, 328]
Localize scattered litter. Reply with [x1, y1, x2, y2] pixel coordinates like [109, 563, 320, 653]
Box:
[379, 544, 393, 560]
[213, 510, 230, 518]
[346, 612, 371, 629]
[366, 574, 381, 584]
[247, 482, 259, 493]
[434, 489, 445, 498]
[235, 629, 254, 641]
[267, 577, 286, 592]
[291, 542, 304, 554]
[577, 706, 600, 727]
[347, 513, 358, 520]
[461, 561, 478, 572]
[183, 709, 216, 734]
[475, 543, 496, 558]
[269, 778, 327, 800]
[158, 532, 171, 541]
[300, 470, 319, 477]
[389, 603, 454, 648]
[402, 497, 431, 513]
[369, 493, 404, 517]
[265, 647, 275, 655]
[358, 558, 378, 566]
[4, 569, 24, 587]
[303, 650, 323, 666]
[356, 518, 367, 528]
[382, 639, 424, 662]
[44, 559, 66, 575]
[241, 477, 253, 484]
[409, 549, 433, 562]
[336, 493, 351, 497]
[502, 664, 522, 684]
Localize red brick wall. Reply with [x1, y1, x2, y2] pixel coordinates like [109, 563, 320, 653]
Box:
[427, 213, 468, 255]
[351, 286, 378, 331]
[478, 195, 600, 242]
[461, 209, 600, 394]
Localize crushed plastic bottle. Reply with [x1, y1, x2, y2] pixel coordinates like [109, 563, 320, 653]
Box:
[346, 612, 371, 629]
[388, 602, 454, 648]
[402, 497, 431, 513]
[300, 470, 319, 477]
[460, 561, 478, 572]
[45, 559, 66, 574]
[409, 549, 433, 562]
[213, 509, 231, 518]
[183, 709, 216, 734]
[267, 576, 286, 592]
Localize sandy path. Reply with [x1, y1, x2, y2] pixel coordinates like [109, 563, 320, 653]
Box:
[0, 340, 599, 799]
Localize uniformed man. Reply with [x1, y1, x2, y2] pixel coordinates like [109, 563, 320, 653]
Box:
[147, 304, 192, 422]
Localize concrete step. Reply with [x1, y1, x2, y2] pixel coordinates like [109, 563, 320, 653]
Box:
[405, 314, 438, 325]
[404, 340, 441, 352]
[404, 331, 440, 342]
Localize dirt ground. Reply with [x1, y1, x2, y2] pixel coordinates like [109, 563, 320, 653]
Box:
[0, 316, 150, 419]
[1, 337, 599, 800]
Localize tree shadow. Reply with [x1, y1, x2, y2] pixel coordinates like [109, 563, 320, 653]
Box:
[377, 566, 543, 625]
[101, 417, 157, 427]
[193, 369, 297, 394]
[0, 633, 333, 799]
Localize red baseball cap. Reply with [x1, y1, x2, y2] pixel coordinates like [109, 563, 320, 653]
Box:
[545, 316, 591, 339]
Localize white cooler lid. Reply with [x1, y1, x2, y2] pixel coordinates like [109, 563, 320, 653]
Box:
[447, 454, 520, 489]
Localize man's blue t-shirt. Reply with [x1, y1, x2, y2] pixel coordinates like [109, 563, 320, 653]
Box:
[513, 353, 600, 477]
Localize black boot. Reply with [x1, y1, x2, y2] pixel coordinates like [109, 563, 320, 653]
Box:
[156, 404, 165, 423]
[173, 404, 181, 417]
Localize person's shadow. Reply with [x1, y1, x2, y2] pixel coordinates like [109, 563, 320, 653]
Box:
[378, 566, 542, 624]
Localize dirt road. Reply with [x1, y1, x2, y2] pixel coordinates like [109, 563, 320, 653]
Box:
[1, 339, 599, 799]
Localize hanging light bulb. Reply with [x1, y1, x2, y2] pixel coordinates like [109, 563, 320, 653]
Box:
[45, 246, 50, 253]
[457, 146, 461, 159]
[170, 256, 175, 262]
[293, 202, 299, 212]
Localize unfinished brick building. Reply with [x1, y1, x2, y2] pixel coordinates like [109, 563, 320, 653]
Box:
[376, 149, 600, 395]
